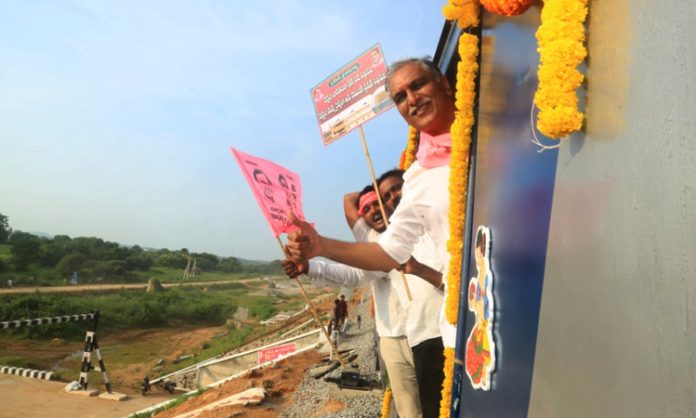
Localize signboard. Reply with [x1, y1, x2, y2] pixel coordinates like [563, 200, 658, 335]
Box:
[231, 147, 306, 237]
[258, 343, 297, 364]
[310, 43, 394, 145]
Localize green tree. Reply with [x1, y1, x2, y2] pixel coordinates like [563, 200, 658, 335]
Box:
[156, 252, 188, 269]
[56, 253, 88, 277]
[0, 213, 11, 244]
[218, 256, 241, 273]
[9, 232, 41, 270]
[191, 252, 219, 271]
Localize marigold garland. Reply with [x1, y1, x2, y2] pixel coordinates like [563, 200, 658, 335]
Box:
[381, 387, 392, 418]
[399, 126, 418, 170]
[442, 0, 480, 29]
[438, 348, 456, 418]
[481, 0, 533, 16]
[445, 32, 478, 325]
[534, 0, 589, 139]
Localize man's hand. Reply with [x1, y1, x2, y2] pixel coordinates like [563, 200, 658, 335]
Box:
[398, 256, 443, 288]
[286, 212, 322, 259]
[282, 258, 308, 279]
[398, 256, 422, 276]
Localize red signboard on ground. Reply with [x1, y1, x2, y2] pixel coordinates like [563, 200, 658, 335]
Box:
[258, 343, 297, 364]
[310, 43, 394, 145]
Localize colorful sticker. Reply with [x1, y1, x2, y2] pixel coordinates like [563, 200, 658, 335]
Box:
[465, 225, 496, 390]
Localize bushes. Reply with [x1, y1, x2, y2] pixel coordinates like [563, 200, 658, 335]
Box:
[0, 294, 86, 338]
[0, 284, 285, 339]
[244, 296, 277, 320]
[56, 253, 88, 277]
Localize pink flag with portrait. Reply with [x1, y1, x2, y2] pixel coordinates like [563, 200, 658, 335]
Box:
[231, 147, 306, 237]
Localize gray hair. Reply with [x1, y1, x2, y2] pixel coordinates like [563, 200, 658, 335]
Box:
[385, 57, 443, 94]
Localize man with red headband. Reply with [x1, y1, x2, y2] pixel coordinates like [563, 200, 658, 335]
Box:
[287, 57, 459, 418]
[286, 183, 421, 418]
[285, 169, 447, 418]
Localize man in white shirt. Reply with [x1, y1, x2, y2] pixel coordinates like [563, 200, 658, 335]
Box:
[290, 185, 422, 418]
[285, 171, 446, 418]
[286, 58, 461, 413]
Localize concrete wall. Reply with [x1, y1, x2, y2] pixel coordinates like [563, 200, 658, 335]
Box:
[527, 1, 696, 417]
[196, 329, 321, 387]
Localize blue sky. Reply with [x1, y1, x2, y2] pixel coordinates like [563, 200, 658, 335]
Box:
[0, 1, 445, 261]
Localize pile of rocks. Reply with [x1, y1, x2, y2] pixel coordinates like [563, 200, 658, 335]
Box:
[281, 295, 384, 418]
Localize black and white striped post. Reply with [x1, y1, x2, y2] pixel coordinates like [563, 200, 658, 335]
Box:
[1, 310, 112, 394]
[77, 311, 113, 394]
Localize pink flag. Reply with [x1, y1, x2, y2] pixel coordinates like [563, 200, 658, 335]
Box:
[231, 147, 307, 237]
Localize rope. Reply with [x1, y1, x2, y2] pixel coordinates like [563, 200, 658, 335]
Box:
[529, 97, 569, 153]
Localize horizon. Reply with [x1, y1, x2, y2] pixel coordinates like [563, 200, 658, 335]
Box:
[0, 1, 444, 261]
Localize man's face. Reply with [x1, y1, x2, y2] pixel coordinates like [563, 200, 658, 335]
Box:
[362, 199, 386, 232]
[378, 176, 404, 216]
[388, 62, 456, 135]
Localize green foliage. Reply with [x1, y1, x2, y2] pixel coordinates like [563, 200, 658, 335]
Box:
[0, 213, 10, 244]
[0, 356, 29, 368]
[131, 388, 208, 417]
[156, 252, 188, 269]
[217, 256, 241, 272]
[56, 253, 88, 277]
[190, 252, 219, 271]
[125, 253, 154, 271]
[0, 294, 85, 338]
[0, 284, 256, 337]
[0, 225, 283, 281]
[9, 232, 42, 270]
[243, 296, 277, 319]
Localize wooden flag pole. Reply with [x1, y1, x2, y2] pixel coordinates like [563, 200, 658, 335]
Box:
[275, 237, 348, 367]
[358, 126, 413, 301]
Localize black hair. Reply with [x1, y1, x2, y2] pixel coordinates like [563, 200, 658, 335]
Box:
[358, 184, 375, 199]
[476, 228, 488, 254]
[377, 169, 405, 187]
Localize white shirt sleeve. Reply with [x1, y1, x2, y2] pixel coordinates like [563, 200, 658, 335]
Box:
[377, 171, 425, 264]
[307, 259, 382, 288]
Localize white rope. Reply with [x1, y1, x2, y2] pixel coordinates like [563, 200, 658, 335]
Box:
[529, 97, 569, 153]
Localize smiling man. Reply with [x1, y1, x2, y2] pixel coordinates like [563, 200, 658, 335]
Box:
[287, 58, 461, 417]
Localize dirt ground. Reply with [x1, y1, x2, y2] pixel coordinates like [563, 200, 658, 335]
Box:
[153, 349, 326, 418]
[0, 373, 172, 418]
[0, 326, 223, 392]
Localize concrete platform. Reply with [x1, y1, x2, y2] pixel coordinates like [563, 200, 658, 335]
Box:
[98, 392, 128, 401]
[66, 389, 99, 397]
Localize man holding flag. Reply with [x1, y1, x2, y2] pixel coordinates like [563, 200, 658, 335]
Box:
[285, 182, 423, 418]
[286, 57, 460, 418]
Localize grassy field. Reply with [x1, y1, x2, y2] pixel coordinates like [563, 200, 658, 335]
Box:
[0, 279, 325, 392]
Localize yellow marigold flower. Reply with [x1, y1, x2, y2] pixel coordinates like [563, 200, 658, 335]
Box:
[443, 0, 480, 29]
[538, 106, 584, 138]
[534, 0, 588, 139]
[536, 21, 585, 46]
[538, 40, 587, 67]
[439, 348, 456, 418]
[537, 65, 584, 91]
[535, 89, 578, 110]
[541, 0, 588, 23]
[400, 126, 418, 170]
[381, 387, 392, 418]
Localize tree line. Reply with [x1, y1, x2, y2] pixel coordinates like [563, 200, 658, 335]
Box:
[0, 212, 283, 283]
